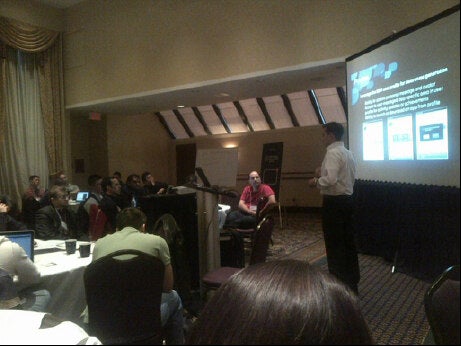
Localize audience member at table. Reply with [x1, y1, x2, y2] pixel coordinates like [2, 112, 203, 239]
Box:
[40, 171, 80, 208]
[74, 174, 104, 240]
[121, 173, 146, 207]
[224, 170, 276, 229]
[21, 175, 46, 230]
[141, 171, 168, 196]
[35, 185, 78, 240]
[83, 174, 104, 214]
[112, 171, 124, 187]
[187, 259, 373, 345]
[0, 202, 27, 232]
[99, 177, 124, 233]
[91, 207, 185, 344]
[0, 236, 50, 312]
[0, 193, 21, 221]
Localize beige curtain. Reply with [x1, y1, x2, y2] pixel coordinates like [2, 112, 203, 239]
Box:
[0, 16, 63, 205]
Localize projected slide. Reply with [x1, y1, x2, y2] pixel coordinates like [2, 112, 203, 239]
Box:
[415, 108, 448, 160]
[387, 114, 414, 160]
[347, 7, 459, 187]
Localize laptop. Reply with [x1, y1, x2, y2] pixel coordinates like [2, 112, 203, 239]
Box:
[0, 230, 35, 262]
[75, 191, 90, 203]
[195, 167, 211, 188]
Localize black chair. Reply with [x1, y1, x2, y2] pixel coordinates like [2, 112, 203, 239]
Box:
[84, 249, 165, 345]
[202, 215, 275, 293]
[226, 196, 270, 254]
[424, 264, 460, 345]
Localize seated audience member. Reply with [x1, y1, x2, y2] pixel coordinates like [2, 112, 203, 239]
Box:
[75, 174, 103, 239]
[0, 194, 21, 221]
[92, 207, 185, 345]
[0, 236, 50, 312]
[0, 202, 27, 232]
[187, 259, 373, 345]
[141, 171, 168, 196]
[224, 170, 276, 229]
[21, 175, 46, 230]
[99, 177, 123, 233]
[112, 171, 124, 186]
[121, 174, 145, 206]
[35, 185, 78, 240]
[41, 171, 79, 208]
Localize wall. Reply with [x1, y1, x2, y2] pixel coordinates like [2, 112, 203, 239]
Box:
[58, 0, 460, 107]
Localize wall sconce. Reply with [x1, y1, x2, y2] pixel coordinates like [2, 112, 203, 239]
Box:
[223, 142, 238, 148]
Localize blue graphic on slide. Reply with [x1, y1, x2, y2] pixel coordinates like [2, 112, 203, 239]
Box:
[350, 62, 398, 105]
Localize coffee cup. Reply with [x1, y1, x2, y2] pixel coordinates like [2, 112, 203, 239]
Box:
[79, 242, 91, 258]
[65, 239, 77, 254]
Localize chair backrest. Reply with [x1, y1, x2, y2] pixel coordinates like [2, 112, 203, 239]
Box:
[88, 204, 108, 241]
[424, 264, 460, 345]
[84, 249, 165, 345]
[249, 215, 275, 265]
[255, 196, 268, 222]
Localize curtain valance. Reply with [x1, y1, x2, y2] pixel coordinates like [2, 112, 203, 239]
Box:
[0, 16, 59, 53]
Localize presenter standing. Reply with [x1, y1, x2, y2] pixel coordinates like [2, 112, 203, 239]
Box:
[308, 122, 360, 294]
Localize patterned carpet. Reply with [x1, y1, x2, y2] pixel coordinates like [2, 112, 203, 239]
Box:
[267, 211, 324, 262]
[266, 211, 432, 345]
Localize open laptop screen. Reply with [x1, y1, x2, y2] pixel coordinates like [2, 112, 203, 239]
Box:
[0, 230, 35, 262]
[75, 191, 90, 203]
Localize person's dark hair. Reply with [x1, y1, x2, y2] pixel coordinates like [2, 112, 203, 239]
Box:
[116, 207, 147, 230]
[87, 174, 102, 187]
[28, 175, 39, 182]
[100, 177, 115, 193]
[187, 259, 373, 345]
[323, 122, 344, 141]
[126, 174, 141, 185]
[141, 171, 151, 184]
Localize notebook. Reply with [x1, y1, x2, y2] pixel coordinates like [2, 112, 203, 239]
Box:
[75, 191, 90, 203]
[0, 230, 35, 262]
[195, 167, 211, 187]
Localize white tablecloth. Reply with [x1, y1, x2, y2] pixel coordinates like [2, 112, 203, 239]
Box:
[34, 240, 94, 323]
[0, 310, 101, 345]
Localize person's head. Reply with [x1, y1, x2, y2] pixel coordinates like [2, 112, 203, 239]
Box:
[49, 185, 69, 209]
[116, 207, 147, 232]
[248, 171, 261, 190]
[49, 170, 68, 186]
[322, 122, 345, 146]
[126, 174, 142, 189]
[101, 177, 121, 196]
[113, 171, 122, 182]
[87, 174, 103, 194]
[28, 175, 41, 187]
[141, 171, 154, 185]
[187, 259, 373, 345]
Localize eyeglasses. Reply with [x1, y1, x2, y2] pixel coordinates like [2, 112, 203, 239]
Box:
[57, 195, 70, 200]
[249, 176, 260, 180]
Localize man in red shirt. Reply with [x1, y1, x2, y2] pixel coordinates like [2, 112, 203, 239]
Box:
[224, 171, 276, 229]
